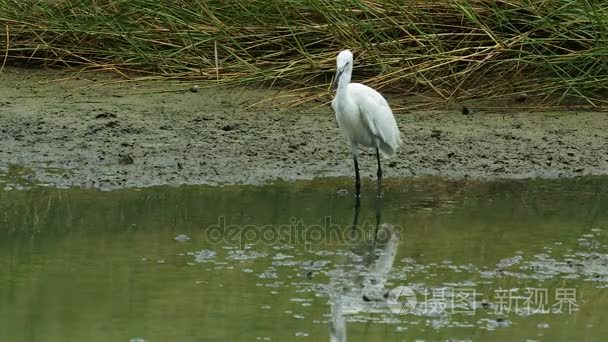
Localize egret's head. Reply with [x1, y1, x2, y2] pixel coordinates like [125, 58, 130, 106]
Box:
[334, 50, 353, 90]
[336, 50, 353, 72]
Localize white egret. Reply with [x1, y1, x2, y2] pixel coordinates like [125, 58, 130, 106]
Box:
[331, 50, 403, 197]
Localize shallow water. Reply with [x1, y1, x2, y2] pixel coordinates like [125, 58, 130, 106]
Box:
[1, 177, 608, 341]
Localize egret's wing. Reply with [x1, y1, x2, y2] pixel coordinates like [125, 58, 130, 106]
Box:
[349, 84, 402, 156]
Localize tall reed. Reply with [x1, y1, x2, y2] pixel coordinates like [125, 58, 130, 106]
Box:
[1, 0, 607, 106]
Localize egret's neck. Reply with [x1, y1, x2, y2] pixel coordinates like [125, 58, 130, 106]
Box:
[336, 68, 352, 95]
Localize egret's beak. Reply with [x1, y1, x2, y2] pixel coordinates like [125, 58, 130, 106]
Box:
[333, 69, 343, 91]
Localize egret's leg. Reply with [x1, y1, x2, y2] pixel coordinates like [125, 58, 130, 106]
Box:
[375, 148, 382, 198]
[375, 193, 382, 227]
[374, 193, 382, 241]
[372, 148, 383, 241]
[351, 194, 361, 230]
[353, 155, 361, 197]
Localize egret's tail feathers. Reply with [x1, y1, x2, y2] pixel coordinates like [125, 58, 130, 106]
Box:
[378, 135, 403, 158]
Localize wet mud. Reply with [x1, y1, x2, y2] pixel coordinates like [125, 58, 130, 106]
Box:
[1, 67, 608, 189]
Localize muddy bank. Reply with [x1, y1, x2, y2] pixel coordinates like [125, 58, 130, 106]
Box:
[1, 67, 607, 190]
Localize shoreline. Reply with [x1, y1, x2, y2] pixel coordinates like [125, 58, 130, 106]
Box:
[1, 67, 607, 190]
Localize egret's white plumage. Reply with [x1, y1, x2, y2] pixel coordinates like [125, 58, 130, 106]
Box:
[331, 49, 402, 195]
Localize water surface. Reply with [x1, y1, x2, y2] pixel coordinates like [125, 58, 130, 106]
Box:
[1, 178, 608, 341]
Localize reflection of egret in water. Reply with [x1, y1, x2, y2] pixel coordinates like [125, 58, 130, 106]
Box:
[328, 196, 400, 342]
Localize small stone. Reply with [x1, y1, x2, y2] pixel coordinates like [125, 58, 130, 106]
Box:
[106, 120, 119, 128]
[221, 124, 236, 132]
[514, 93, 528, 102]
[118, 154, 134, 165]
[190, 85, 200, 93]
[94, 111, 117, 119]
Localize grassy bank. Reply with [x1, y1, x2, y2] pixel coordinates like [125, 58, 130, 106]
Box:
[1, 0, 607, 107]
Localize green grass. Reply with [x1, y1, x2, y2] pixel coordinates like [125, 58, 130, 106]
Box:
[1, 0, 608, 107]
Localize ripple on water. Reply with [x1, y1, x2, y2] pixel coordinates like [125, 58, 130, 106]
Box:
[191, 249, 217, 263]
[226, 249, 267, 261]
